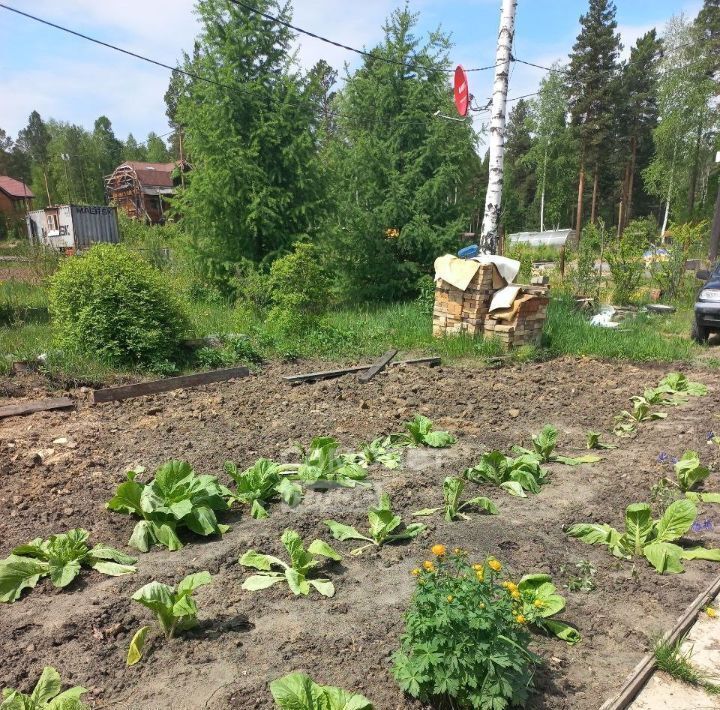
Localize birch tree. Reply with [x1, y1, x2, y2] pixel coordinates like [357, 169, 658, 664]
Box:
[479, 0, 517, 254]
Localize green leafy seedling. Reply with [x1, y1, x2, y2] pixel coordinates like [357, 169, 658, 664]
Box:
[240, 530, 341, 597]
[270, 672, 374, 710]
[659, 372, 708, 397]
[398, 415, 456, 448]
[516, 574, 581, 645]
[0, 529, 136, 603]
[224, 458, 303, 518]
[674, 452, 711, 493]
[0, 667, 88, 709]
[345, 436, 402, 470]
[513, 425, 601, 466]
[464, 451, 547, 497]
[326, 493, 426, 555]
[413, 476, 498, 521]
[568, 499, 720, 573]
[280, 437, 370, 488]
[586, 432, 617, 450]
[106, 461, 231, 552]
[128, 571, 212, 665]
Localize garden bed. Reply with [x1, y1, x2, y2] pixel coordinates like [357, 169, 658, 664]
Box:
[1, 357, 719, 709]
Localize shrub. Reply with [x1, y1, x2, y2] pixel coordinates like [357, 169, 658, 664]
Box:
[392, 548, 537, 709]
[606, 218, 653, 304]
[651, 221, 707, 302]
[266, 241, 332, 334]
[49, 244, 189, 368]
[571, 222, 602, 297]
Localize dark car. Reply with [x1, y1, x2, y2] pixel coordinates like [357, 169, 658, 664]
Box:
[693, 265, 720, 342]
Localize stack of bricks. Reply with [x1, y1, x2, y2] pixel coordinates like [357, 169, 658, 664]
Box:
[432, 265, 495, 337]
[483, 290, 549, 348]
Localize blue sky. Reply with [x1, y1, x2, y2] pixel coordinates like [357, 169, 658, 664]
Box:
[0, 0, 702, 143]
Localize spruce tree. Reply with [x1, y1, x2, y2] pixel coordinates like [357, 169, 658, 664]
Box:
[174, 0, 324, 292]
[324, 7, 479, 300]
[501, 99, 536, 234]
[617, 30, 662, 230]
[567, 0, 622, 236]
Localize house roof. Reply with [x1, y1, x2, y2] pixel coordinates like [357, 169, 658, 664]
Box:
[0, 176, 34, 199]
[123, 161, 178, 189]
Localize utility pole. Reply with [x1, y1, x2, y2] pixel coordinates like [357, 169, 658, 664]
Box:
[479, 0, 517, 254]
[710, 151, 720, 263]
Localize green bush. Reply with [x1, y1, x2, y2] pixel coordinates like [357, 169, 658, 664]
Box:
[651, 221, 707, 302]
[266, 242, 332, 334]
[606, 218, 653, 304]
[570, 223, 603, 298]
[392, 548, 537, 709]
[49, 244, 189, 368]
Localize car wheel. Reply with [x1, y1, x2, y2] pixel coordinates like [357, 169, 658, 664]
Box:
[692, 320, 709, 343]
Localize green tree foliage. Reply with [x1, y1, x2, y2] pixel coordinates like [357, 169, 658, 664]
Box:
[323, 7, 480, 300]
[502, 99, 537, 234]
[174, 0, 325, 294]
[567, 0, 622, 233]
[644, 15, 718, 228]
[17, 110, 51, 204]
[122, 133, 148, 162]
[49, 244, 189, 368]
[92, 116, 123, 178]
[524, 67, 577, 231]
[606, 217, 653, 303]
[145, 132, 171, 162]
[617, 31, 662, 228]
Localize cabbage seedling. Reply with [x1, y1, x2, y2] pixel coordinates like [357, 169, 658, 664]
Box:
[586, 432, 617, 450]
[567, 499, 720, 573]
[397, 415, 456, 448]
[344, 436, 402, 470]
[240, 529, 341, 597]
[513, 425, 601, 466]
[280, 437, 369, 488]
[270, 672, 374, 710]
[515, 574, 581, 645]
[673, 452, 711, 492]
[128, 571, 212, 665]
[224, 458, 303, 518]
[106, 461, 231, 552]
[0, 666, 88, 709]
[0, 529, 136, 603]
[464, 451, 547, 497]
[659, 372, 707, 397]
[325, 493, 426, 555]
[413, 476, 498, 521]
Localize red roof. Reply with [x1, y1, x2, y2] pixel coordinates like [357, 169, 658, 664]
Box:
[124, 161, 178, 188]
[0, 176, 34, 199]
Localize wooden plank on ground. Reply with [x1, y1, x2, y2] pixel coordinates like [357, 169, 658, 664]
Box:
[92, 366, 250, 404]
[284, 356, 440, 384]
[0, 397, 75, 419]
[358, 349, 398, 383]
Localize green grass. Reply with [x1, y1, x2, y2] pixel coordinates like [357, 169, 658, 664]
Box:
[654, 636, 720, 695]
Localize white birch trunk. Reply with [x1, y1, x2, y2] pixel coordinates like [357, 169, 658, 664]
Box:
[660, 142, 677, 242]
[479, 0, 517, 254]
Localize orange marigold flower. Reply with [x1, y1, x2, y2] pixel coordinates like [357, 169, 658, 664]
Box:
[707, 607, 717, 618]
[431, 544, 447, 557]
[454, 547, 463, 555]
[511, 590, 521, 600]
[502, 581, 518, 592]
[488, 559, 502, 572]
[423, 561, 435, 572]
[534, 599, 545, 608]
[411, 568, 421, 576]
[472, 563, 483, 571]
[475, 568, 485, 581]
[515, 614, 526, 624]
[447, 595, 454, 602]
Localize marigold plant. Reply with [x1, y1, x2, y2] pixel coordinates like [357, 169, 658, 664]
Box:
[392, 550, 539, 709]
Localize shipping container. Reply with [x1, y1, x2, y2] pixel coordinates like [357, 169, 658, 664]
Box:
[26, 204, 120, 252]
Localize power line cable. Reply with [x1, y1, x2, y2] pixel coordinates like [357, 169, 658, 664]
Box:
[226, 0, 506, 73]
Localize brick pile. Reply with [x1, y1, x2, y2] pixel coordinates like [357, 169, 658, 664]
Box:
[483, 291, 549, 347]
[432, 264, 495, 337]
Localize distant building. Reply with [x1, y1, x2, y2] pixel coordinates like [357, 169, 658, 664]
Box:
[507, 229, 577, 250]
[27, 204, 120, 254]
[105, 160, 189, 224]
[0, 176, 34, 237]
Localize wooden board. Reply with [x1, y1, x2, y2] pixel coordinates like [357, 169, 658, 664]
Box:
[358, 349, 398, 383]
[0, 397, 75, 419]
[92, 366, 250, 404]
[284, 357, 441, 384]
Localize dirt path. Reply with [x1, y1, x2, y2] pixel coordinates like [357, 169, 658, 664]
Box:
[2, 357, 720, 709]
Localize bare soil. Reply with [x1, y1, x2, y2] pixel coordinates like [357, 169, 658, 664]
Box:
[2, 357, 720, 710]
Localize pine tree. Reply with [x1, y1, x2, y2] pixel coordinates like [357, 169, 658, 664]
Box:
[501, 99, 536, 234]
[122, 134, 148, 162]
[567, 0, 622, 236]
[145, 132, 171, 163]
[175, 0, 325, 291]
[617, 30, 662, 230]
[93, 116, 123, 176]
[696, 0, 720, 82]
[17, 111, 52, 204]
[324, 7, 479, 299]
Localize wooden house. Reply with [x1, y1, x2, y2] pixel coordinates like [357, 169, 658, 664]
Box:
[0, 176, 34, 237]
[105, 161, 188, 224]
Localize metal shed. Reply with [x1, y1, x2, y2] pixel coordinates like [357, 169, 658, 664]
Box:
[27, 204, 120, 253]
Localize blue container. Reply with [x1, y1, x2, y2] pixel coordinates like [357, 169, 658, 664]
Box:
[458, 244, 480, 259]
